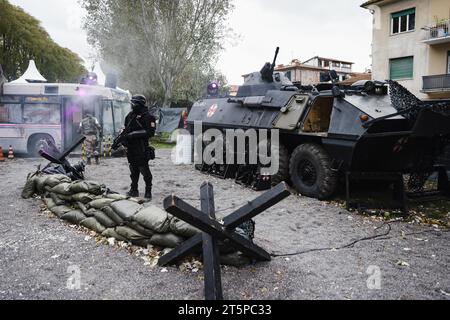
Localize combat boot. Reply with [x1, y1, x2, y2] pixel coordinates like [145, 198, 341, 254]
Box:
[127, 189, 139, 198]
[95, 156, 100, 165]
[144, 188, 152, 201]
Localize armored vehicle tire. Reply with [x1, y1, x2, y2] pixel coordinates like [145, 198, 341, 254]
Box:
[289, 143, 337, 200]
[271, 144, 290, 185]
[28, 134, 55, 157]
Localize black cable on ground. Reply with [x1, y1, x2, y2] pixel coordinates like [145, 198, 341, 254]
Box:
[270, 221, 449, 258]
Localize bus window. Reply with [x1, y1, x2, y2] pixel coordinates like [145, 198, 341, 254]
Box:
[0, 104, 23, 123]
[0, 96, 21, 103]
[23, 103, 60, 124]
[102, 101, 114, 136]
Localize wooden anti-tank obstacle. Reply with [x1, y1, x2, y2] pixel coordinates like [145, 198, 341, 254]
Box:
[161, 182, 291, 300]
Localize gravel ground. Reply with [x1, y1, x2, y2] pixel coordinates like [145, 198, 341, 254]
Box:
[0, 150, 449, 300]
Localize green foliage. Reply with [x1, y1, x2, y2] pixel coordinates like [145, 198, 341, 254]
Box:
[81, 0, 233, 106]
[0, 0, 86, 82]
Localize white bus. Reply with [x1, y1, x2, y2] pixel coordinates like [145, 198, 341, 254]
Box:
[0, 82, 131, 155]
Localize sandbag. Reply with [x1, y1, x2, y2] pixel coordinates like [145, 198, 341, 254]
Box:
[44, 175, 71, 188]
[35, 175, 49, 194]
[50, 205, 72, 218]
[71, 193, 95, 204]
[54, 194, 72, 202]
[170, 217, 200, 238]
[81, 217, 106, 234]
[85, 208, 99, 217]
[61, 210, 87, 225]
[43, 197, 56, 210]
[50, 183, 73, 196]
[106, 193, 128, 201]
[218, 239, 237, 254]
[22, 175, 37, 199]
[110, 200, 142, 221]
[126, 221, 155, 238]
[220, 252, 251, 268]
[70, 180, 103, 195]
[115, 226, 149, 242]
[93, 210, 117, 228]
[102, 206, 124, 225]
[150, 233, 184, 248]
[102, 228, 127, 242]
[133, 239, 154, 247]
[133, 206, 171, 233]
[50, 193, 66, 206]
[74, 201, 88, 214]
[88, 198, 117, 210]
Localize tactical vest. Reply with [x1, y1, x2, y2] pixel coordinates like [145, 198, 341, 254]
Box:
[81, 117, 98, 135]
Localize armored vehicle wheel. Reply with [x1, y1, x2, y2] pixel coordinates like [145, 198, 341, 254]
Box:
[271, 144, 290, 185]
[289, 143, 337, 200]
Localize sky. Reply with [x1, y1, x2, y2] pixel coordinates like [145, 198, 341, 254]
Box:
[9, 0, 373, 85]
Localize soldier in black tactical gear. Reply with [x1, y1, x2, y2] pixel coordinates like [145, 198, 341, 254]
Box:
[123, 94, 156, 201]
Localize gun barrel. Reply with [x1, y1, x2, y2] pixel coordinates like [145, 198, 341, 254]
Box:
[271, 47, 280, 69]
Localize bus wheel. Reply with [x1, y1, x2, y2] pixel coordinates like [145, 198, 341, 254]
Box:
[28, 135, 55, 157]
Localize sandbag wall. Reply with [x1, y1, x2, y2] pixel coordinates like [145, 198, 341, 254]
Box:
[22, 172, 250, 266]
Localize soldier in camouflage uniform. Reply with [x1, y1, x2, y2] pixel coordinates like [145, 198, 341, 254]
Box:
[78, 113, 102, 165]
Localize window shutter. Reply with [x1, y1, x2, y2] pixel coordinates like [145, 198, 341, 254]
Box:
[390, 57, 414, 80]
[392, 8, 415, 18]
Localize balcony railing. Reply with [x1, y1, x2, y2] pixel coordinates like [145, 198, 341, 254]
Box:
[422, 74, 450, 92]
[423, 19, 450, 44]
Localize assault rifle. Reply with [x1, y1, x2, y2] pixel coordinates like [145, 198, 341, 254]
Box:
[111, 114, 138, 150]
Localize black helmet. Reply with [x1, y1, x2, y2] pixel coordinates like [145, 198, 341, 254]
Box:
[131, 94, 147, 108]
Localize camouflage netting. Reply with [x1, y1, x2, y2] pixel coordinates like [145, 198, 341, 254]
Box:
[22, 170, 252, 267]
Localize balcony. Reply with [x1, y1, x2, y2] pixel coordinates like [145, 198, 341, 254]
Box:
[422, 19, 450, 45]
[422, 74, 450, 93]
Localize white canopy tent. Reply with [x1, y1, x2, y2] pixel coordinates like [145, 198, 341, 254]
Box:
[10, 60, 47, 84]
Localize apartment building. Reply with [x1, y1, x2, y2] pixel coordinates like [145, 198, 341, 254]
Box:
[274, 57, 357, 86]
[362, 0, 450, 99]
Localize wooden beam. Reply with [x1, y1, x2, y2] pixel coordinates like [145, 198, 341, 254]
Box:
[157, 234, 202, 267]
[200, 182, 223, 301]
[159, 183, 291, 266]
[224, 182, 290, 230]
[164, 196, 271, 261]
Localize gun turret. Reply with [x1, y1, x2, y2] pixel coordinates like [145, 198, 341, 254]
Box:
[260, 47, 280, 83]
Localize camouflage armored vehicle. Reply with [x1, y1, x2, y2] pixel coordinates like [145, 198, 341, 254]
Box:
[187, 48, 450, 200]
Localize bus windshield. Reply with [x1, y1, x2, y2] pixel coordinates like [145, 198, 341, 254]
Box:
[114, 100, 130, 131]
[102, 100, 114, 136]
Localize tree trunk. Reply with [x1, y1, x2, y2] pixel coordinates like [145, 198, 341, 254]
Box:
[162, 80, 173, 108]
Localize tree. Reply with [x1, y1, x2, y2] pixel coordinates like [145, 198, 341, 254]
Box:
[173, 59, 229, 103]
[81, 0, 233, 106]
[0, 0, 86, 82]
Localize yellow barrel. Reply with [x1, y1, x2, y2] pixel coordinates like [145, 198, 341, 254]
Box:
[103, 136, 107, 158]
[108, 136, 112, 157]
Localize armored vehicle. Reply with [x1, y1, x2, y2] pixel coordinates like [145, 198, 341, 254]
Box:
[187, 48, 450, 201]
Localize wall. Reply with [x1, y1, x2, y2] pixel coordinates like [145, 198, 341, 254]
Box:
[428, 43, 450, 75]
[371, 0, 431, 98]
[299, 69, 321, 85]
[430, 0, 450, 21]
